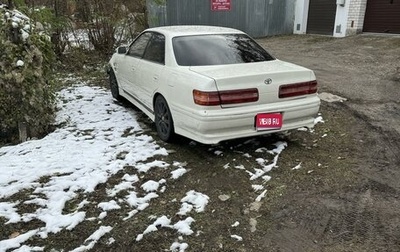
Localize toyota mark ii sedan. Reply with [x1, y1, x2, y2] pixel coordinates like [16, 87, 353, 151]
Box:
[107, 26, 320, 144]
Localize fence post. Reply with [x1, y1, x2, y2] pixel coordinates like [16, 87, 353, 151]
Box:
[18, 121, 28, 142]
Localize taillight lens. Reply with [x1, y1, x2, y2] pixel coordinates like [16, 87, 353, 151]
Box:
[193, 88, 259, 106]
[219, 88, 259, 104]
[193, 90, 221, 106]
[279, 81, 318, 98]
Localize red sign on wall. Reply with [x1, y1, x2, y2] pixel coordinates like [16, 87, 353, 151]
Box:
[211, 0, 231, 11]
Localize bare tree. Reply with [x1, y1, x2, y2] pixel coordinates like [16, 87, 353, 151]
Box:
[74, 0, 148, 54]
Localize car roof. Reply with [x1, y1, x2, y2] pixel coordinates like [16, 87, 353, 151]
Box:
[145, 25, 244, 37]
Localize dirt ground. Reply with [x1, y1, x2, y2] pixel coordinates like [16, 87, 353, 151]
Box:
[258, 34, 400, 192]
[103, 34, 400, 251]
[253, 34, 400, 251]
[1, 34, 400, 251]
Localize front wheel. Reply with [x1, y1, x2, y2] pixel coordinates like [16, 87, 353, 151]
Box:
[109, 70, 121, 100]
[154, 95, 175, 142]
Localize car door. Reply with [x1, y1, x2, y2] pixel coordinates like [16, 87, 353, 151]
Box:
[137, 33, 166, 112]
[118, 32, 152, 99]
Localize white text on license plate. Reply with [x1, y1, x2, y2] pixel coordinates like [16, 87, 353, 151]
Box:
[256, 113, 282, 130]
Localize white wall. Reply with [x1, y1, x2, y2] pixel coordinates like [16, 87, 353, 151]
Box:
[294, 0, 366, 37]
[333, 0, 351, 37]
[293, 0, 309, 34]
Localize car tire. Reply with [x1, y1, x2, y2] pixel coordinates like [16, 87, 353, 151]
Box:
[154, 95, 175, 142]
[109, 70, 121, 100]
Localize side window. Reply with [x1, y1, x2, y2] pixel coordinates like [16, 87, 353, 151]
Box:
[143, 33, 165, 64]
[128, 32, 152, 58]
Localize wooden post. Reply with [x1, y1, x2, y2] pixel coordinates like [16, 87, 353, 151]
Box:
[18, 121, 28, 142]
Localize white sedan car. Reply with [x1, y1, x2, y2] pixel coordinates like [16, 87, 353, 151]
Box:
[108, 26, 320, 144]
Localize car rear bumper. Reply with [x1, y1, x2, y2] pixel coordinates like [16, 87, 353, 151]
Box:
[172, 96, 321, 144]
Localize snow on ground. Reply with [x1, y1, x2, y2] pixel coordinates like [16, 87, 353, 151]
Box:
[0, 80, 321, 251]
[0, 83, 188, 251]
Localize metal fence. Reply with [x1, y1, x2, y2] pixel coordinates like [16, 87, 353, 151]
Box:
[146, 0, 295, 38]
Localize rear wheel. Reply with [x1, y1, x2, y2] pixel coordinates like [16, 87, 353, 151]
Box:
[109, 70, 121, 100]
[154, 95, 175, 142]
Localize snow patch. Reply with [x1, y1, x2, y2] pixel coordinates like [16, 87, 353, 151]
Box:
[174, 217, 195, 235]
[292, 162, 302, 170]
[178, 191, 209, 215]
[171, 168, 187, 179]
[319, 92, 347, 103]
[230, 235, 243, 241]
[98, 200, 121, 211]
[16, 60, 24, 67]
[170, 242, 189, 252]
[71, 226, 112, 252]
[0, 84, 168, 248]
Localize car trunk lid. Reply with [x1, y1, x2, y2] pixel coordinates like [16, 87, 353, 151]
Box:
[190, 60, 316, 108]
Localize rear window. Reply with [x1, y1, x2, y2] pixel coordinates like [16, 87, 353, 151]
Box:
[172, 34, 274, 66]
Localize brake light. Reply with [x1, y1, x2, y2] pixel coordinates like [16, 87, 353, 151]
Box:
[279, 81, 318, 98]
[193, 90, 220, 106]
[193, 88, 259, 106]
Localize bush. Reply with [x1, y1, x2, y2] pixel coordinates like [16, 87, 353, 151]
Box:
[0, 6, 56, 143]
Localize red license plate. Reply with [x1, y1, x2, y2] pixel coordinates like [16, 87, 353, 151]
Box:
[256, 113, 283, 130]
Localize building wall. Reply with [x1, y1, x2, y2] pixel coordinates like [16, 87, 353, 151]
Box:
[147, 0, 296, 38]
[293, 0, 309, 34]
[346, 0, 367, 35]
[333, 0, 350, 37]
[148, 0, 371, 37]
[294, 0, 368, 37]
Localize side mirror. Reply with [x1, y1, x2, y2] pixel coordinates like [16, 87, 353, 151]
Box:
[117, 46, 127, 54]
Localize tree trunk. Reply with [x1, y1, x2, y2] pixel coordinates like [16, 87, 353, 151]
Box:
[7, 0, 14, 9]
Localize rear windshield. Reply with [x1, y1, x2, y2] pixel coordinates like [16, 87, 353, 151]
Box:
[172, 34, 274, 66]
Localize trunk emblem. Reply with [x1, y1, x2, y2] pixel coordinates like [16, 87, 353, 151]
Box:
[264, 78, 272, 85]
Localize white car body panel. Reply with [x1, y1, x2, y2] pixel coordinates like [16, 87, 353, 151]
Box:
[109, 26, 320, 144]
[190, 60, 315, 107]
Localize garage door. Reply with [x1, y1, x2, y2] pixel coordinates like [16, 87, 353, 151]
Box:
[307, 0, 337, 35]
[363, 0, 400, 34]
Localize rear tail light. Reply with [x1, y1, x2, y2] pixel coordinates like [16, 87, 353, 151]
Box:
[192, 90, 220, 106]
[193, 88, 259, 106]
[279, 80, 318, 98]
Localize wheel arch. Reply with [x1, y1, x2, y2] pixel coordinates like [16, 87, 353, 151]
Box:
[106, 64, 114, 75]
[153, 92, 174, 119]
[153, 92, 162, 110]
[108, 66, 121, 100]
